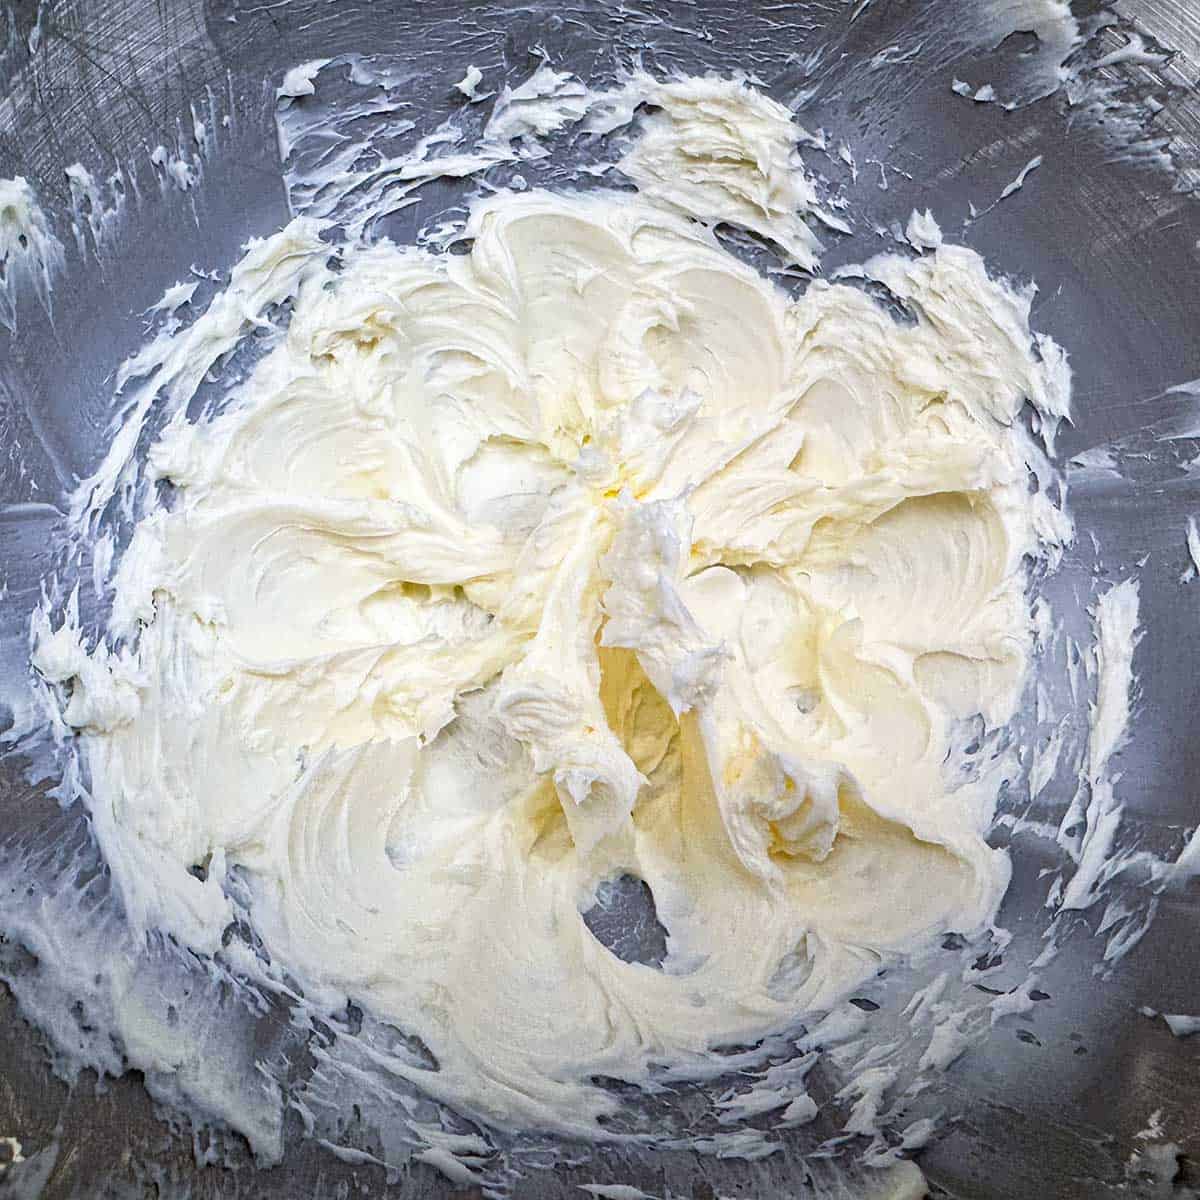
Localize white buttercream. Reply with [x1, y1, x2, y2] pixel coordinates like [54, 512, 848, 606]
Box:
[33, 75, 1067, 1144]
[454, 65, 490, 102]
[278, 59, 332, 100]
[905, 209, 942, 252]
[484, 66, 590, 144]
[0, 175, 65, 331]
[613, 75, 830, 270]
[1059, 578, 1140, 911]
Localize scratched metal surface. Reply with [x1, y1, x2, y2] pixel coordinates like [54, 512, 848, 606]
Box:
[1, 1, 1199, 1197]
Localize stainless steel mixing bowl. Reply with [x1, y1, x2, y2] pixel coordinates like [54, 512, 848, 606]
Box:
[2, 1, 1199, 1196]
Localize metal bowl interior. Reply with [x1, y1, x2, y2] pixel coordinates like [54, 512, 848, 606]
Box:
[2, 1, 1199, 1197]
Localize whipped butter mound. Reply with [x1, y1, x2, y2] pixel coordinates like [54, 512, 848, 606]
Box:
[35, 76, 1067, 1141]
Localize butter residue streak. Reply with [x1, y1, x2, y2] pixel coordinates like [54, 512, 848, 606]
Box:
[0, 175, 65, 332]
[277, 58, 332, 100]
[1163, 1014, 1200, 1037]
[597, 74, 846, 270]
[1058, 578, 1139, 911]
[905, 209, 942, 252]
[34, 76, 1068, 1143]
[484, 65, 589, 143]
[454, 65, 491, 103]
